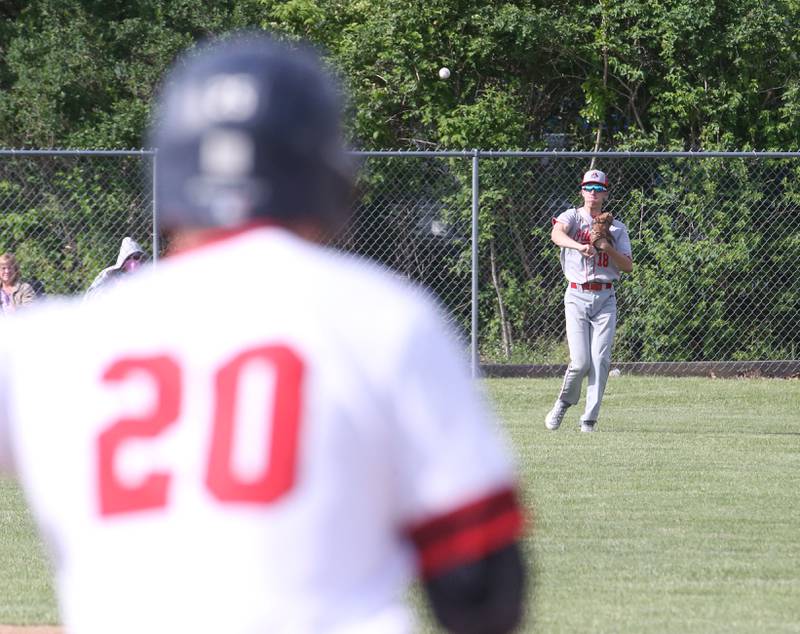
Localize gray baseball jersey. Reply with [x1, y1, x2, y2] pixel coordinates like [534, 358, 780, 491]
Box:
[554, 208, 632, 283]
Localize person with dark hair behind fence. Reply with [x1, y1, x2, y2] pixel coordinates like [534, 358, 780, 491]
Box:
[0, 252, 37, 314]
[545, 169, 633, 433]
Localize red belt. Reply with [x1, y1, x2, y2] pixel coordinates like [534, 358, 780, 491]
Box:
[570, 281, 612, 291]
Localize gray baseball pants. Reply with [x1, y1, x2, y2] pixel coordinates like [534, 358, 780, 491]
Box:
[557, 286, 617, 422]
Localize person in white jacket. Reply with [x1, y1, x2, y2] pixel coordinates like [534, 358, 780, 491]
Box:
[84, 236, 145, 298]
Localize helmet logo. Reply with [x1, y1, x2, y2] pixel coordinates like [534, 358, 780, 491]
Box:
[183, 73, 260, 127]
[199, 129, 255, 178]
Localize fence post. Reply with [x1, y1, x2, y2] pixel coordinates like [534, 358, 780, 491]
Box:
[471, 149, 480, 378]
[151, 151, 159, 264]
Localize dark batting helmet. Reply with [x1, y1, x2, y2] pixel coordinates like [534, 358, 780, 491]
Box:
[149, 31, 356, 232]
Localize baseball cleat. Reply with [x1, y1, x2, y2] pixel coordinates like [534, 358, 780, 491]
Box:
[580, 420, 597, 433]
[545, 400, 569, 430]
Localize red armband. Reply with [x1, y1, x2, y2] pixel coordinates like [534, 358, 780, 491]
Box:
[406, 487, 525, 579]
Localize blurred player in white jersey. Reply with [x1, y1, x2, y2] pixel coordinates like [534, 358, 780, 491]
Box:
[0, 32, 528, 633]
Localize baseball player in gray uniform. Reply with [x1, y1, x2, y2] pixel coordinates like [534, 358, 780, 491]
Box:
[545, 169, 633, 432]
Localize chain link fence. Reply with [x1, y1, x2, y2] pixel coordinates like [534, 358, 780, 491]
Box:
[339, 152, 473, 331]
[0, 150, 154, 296]
[350, 151, 800, 377]
[2, 149, 798, 376]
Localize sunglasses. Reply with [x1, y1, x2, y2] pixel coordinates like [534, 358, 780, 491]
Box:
[582, 185, 608, 192]
[128, 253, 144, 261]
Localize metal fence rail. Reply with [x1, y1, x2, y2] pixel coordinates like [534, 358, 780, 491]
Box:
[1, 149, 798, 376]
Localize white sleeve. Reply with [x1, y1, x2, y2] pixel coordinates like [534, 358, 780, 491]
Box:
[387, 301, 523, 576]
[0, 340, 14, 473]
[391, 305, 515, 516]
[554, 207, 577, 230]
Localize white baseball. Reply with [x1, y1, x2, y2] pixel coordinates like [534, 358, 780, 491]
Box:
[438, 67, 450, 80]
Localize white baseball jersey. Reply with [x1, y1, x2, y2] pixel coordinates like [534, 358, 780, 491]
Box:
[554, 207, 632, 283]
[0, 225, 522, 634]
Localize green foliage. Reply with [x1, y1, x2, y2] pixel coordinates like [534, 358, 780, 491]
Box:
[261, 0, 556, 149]
[0, 0, 265, 148]
[2, 0, 800, 150]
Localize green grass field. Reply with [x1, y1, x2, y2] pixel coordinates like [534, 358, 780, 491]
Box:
[2, 376, 799, 632]
[0, 477, 58, 624]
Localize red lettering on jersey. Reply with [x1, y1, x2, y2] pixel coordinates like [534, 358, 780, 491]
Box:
[597, 252, 609, 267]
[96, 345, 304, 517]
[97, 355, 181, 516]
[206, 345, 304, 504]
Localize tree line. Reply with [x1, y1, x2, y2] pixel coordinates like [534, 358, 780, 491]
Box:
[2, 0, 800, 151]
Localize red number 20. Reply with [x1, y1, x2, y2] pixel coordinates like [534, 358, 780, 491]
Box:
[97, 345, 304, 517]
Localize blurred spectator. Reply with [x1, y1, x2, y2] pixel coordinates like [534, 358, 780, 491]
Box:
[85, 237, 145, 298]
[0, 253, 36, 314]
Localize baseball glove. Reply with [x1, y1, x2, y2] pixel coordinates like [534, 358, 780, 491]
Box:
[590, 212, 614, 250]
